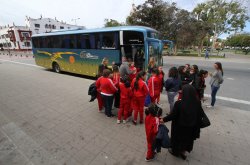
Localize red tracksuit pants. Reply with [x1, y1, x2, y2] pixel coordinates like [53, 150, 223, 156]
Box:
[118, 99, 130, 120]
[133, 96, 145, 122]
[146, 134, 156, 159]
[150, 94, 160, 104]
[97, 92, 104, 111]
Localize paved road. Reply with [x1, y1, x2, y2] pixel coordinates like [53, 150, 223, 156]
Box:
[163, 56, 250, 111]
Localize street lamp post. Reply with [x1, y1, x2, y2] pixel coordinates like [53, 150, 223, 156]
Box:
[71, 18, 80, 25]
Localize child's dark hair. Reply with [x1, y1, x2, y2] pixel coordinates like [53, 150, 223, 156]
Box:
[112, 65, 119, 72]
[120, 75, 130, 88]
[145, 103, 162, 117]
[152, 67, 159, 75]
[134, 71, 146, 91]
[198, 69, 208, 76]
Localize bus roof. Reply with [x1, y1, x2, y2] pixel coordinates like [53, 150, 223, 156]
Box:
[32, 26, 158, 37]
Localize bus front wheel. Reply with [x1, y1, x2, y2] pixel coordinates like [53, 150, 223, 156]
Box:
[52, 62, 60, 73]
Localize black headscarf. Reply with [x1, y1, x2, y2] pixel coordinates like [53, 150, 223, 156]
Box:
[179, 84, 200, 127]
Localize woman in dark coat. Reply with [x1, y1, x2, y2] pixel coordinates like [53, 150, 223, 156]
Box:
[161, 84, 203, 160]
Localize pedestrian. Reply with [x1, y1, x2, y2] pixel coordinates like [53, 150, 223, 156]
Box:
[207, 62, 224, 108]
[119, 57, 134, 77]
[197, 70, 208, 101]
[131, 71, 149, 125]
[98, 57, 109, 77]
[129, 61, 137, 82]
[112, 65, 120, 108]
[160, 84, 204, 160]
[156, 66, 165, 104]
[117, 76, 132, 124]
[190, 65, 199, 86]
[144, 104, 160, 161]
[184, 64, 191, 75]
[96, 57, 109, 111]
[205, 49, 209, 59]
[148, 68, 161, 104]
[96, 69, 118, 117]
[165, 67, 180, 112]
[147, 57, 157, 80]
[177, 66, 191, 100]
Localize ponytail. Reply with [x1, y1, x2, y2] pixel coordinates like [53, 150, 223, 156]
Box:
[134, 71, 146, 91]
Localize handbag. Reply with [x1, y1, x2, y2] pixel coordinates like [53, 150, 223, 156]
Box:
[200, 111, 211, 128]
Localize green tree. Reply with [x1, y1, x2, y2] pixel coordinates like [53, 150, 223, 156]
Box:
[193, 0, 249, 51]
[104, 19, 124, 27]
[226, 34, 250, 54]
[126, 0, 197, 54]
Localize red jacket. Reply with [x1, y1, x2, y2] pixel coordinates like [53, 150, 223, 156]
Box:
[158, 72, 164, 90]
[145, 114, 159, 138]
[148, 76, 161, 97]
[119, 82, 133, 101]
[131, 78, 149, 98]
[129, 66, 137, 82]
[96, 76, 117, 96]
[112, 72, 120, 87]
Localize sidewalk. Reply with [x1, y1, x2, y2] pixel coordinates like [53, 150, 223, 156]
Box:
[0, 63, 250, 165]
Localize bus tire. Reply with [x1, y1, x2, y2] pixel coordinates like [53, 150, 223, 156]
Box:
[52, 62, 60, 73]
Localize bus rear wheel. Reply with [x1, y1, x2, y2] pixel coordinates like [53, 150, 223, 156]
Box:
[52, 62, 60, 73]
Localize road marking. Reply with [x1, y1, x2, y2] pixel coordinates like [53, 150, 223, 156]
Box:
[0, 59, 42, 68]
[226, 77, 234, 80]
[204, 94, 250, 105]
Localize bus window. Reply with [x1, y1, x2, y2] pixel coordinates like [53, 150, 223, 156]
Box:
[69, 35, 76, 49]
[82, 35, 91, 49]
[123, 31, 144, 45]
[61, 35, 69, 49]
[76, 34, 82, 49]
[101, 32, 118, 49]
[53, 36, 61, 48]
[89, 34, 95, 49]
[95, 33, 101, 49]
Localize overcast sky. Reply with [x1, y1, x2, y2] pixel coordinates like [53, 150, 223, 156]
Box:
[1, 0, 249, 38]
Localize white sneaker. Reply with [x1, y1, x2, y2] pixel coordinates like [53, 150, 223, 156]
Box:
[117, 120, 121, 124]
[206, 105, 214, 109]
[123, 120, 127, 124]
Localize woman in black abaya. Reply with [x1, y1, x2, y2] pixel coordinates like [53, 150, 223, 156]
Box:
[161, 84, 203, 160]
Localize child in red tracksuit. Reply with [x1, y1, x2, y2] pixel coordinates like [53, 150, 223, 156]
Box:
[156, 66, 165, 104]
[145, 104, 160, 161]
[129, 62, 137, 82]
[131, 71, 149, 125]
[148, 68, 161, 104]
[117, 76, 132, 124]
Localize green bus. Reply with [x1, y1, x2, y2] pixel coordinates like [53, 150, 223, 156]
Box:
[31, 26, 166, 77]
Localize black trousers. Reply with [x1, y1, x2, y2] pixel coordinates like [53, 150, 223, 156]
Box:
[101, 94, 114, 117]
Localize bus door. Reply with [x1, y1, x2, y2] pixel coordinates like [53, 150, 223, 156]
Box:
[147, 38, 162, 66]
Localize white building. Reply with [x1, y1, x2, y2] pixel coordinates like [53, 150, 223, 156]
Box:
[0, 16, 85, 50]
[0, 25, 32, 50]
[25, 16, 85, 35]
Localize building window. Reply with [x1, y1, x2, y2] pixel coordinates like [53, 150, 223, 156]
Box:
[35, 24, 40, 28]
[68, 27, 70, 29]
[60, 26, 64, 29]
[24, 42, 31, 47]
[52, 25, 56, 29]
[7, 43, 11, 47]
[45, 24, 48, 28]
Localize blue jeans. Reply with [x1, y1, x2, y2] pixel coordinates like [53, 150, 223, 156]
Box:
[167, 92, 178, 112]
[211, 85, 220, 106]
[101, 95, 114, 117]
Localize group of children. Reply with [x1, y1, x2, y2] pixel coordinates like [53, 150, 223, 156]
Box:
[94, 58, 213, 161]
